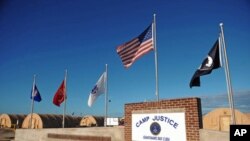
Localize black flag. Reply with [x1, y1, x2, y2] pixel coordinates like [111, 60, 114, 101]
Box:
[190, 40, 221, 88]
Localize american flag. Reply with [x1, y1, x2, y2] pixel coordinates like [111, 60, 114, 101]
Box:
[116, 24, 154, 68]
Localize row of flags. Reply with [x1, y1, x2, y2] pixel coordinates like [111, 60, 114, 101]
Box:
[30, 23, 228, 104]
[30, 73, 106, 107]
[30, 24, 155, 107]
[31, 23, 226, 105]
[30, 69, 107, 127]
[30, 79, 66, 106]
[30, 18, 236, 124]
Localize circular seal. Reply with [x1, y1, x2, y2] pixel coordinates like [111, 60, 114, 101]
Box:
[150, 122, 161, 135]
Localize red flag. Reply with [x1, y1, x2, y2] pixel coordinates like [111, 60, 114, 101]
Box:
[53, 80, 66, 107]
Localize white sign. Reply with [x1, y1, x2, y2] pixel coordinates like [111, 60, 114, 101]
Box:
[107, 118, 119, 126]
[132, 112, 186, 141]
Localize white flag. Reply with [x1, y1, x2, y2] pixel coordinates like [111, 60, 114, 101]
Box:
[88, 72, 106, 107]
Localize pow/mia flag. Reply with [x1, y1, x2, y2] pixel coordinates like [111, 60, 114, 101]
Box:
[190, 40, 221, 88]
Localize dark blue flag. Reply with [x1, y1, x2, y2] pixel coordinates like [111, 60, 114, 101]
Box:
[31, 85, 42, 102]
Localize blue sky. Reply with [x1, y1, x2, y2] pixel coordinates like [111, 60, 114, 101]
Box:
[0, 0, 249, 117]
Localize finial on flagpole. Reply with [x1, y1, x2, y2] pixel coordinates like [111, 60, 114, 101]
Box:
[220, 23, 223, 27]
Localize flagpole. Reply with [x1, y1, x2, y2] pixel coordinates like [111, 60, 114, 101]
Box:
[104, 64, 108, 127]
[29, 74, 36, 129]
[153, 14, 159, 102]
[219, 23, 236, 125]
[62, 69, 67, 128]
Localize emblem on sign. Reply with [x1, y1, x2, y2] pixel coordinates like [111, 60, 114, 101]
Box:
[150, 122, 161, 135]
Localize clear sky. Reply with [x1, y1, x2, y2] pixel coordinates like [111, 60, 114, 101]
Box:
[0, 0, 250, 117]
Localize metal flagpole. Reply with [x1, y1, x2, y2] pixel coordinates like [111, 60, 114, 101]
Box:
[153, 14, 159, 102]
[219, 23, 236, 124]
[104, 64, 108, 127]
[29, 74, 36, 129]
[62, 69, 67, 128]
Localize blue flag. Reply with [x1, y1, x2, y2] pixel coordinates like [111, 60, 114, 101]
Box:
[31, 85, 42, 102]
